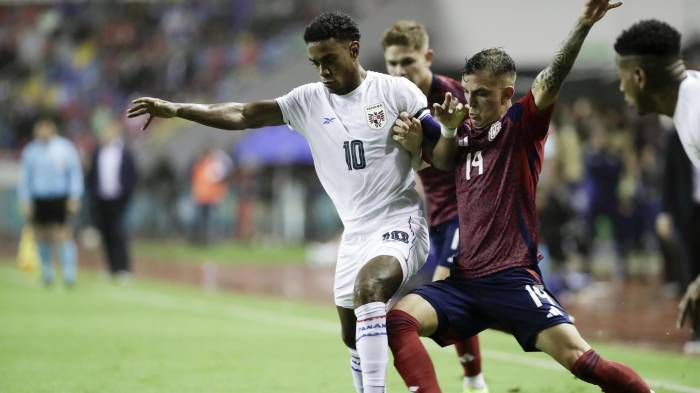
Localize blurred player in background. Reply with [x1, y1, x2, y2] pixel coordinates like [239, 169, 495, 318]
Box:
[388, 1, 653, 392]
[127, 11, 448, 393]
[382, 20, 487, 393]
[18, 117, 84, 287]
[614, 19, 700, 354]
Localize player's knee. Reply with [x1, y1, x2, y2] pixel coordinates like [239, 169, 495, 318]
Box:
[353, 273, 401, 306]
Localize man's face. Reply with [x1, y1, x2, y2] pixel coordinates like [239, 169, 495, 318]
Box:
[615, 56, 653, 115]
[462, 70, 512, 129]
[33, 120, 56, 142]
[307, 38, 359, 95]
[383, 45, 432, 86]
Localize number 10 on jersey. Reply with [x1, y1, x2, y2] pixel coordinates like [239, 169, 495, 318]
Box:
[343, 140, 366, 170]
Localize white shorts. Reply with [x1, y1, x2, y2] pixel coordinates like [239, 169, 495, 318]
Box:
[334, 213, 430, 309]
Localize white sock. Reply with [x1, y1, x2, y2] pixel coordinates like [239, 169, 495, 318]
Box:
[349, 348, 364, 393]
[355, 302, 388, 393]
[464, 373, 486, 390]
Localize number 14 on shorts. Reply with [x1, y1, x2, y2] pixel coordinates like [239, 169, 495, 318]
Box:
[525, 284, 553, 307]
[525, 284, 565, 318]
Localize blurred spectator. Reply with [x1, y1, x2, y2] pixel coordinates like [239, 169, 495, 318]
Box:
[18, 117, 83, 287]
[580, 124, 626, 279]
[86, 120, 138, 280]
[142, 155, 180, 238]
[190, 146, 232, 245]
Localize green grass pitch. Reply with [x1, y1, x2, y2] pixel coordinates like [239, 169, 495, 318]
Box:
[1, 264, 698, 393]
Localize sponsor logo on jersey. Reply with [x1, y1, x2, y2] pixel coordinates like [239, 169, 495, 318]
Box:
[365, 103, 387, 130]
[322, 117, 336, 124]
[458, 136, 469, 146]
[488, 121, 502, 141]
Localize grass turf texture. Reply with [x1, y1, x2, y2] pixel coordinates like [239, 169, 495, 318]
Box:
[1, 263, 698, 393]
[133, 240, 306, 265]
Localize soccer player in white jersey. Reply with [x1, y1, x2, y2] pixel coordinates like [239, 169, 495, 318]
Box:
[614, 19, 700, 353]
[127, 11, 433, 393]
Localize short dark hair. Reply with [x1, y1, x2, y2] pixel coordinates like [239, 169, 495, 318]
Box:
[462, 48, 516, 76]
[614, 19, 681, 57]
[381, 20, 428, 51]
[303, 11, 361, 44]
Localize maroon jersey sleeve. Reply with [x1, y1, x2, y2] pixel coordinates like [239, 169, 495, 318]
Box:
[518, 90, 555, 142]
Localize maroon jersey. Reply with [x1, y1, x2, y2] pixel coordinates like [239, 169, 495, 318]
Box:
[453, 90, 554, 278]
[419, 74, 465, 227]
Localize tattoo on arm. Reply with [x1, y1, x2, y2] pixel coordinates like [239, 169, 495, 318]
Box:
[534, 19, 592, 97]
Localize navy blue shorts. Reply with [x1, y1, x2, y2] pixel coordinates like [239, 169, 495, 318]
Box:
[413, 266, 572, 352]
[418, 217, 459, 277]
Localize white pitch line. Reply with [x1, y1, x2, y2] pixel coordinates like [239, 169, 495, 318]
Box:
[104, 286, 700, 393]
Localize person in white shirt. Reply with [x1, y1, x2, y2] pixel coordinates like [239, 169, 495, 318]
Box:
[127, 11, 435, 392]
[614, 19, 700, 353]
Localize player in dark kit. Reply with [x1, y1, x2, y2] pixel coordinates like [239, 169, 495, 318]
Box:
[382, 20, 487, 393]
[387, 1, 654, 392]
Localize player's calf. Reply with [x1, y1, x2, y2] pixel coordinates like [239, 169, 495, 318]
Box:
[387, 308, 441, 393]
[537, 324, 651, 393]
[352, 256, 404, 393]
[571, 350, 652, 393]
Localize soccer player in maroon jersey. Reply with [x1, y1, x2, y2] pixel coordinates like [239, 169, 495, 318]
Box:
[387, 1, 654, 392]
[381, 20, 487, 393]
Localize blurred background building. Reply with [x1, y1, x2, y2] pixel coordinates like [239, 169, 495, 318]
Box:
[1, 0, 700, 297]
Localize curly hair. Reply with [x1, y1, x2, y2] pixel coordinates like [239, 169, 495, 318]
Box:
[303, 11, 361, 44]
[463, 48, 516, 76]
[614, 19, 681, 57]
[381, 20, 428, 51]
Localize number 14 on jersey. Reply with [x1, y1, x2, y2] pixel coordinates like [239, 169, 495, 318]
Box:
[465, 151, 484, 180]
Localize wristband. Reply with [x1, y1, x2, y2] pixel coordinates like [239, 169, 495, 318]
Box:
[440, 124, 458, 139]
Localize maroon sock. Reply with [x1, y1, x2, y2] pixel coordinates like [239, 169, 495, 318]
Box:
[387, 309, 441, 393]
[571, 349, 650, 393]
[455, 336, 482, 377]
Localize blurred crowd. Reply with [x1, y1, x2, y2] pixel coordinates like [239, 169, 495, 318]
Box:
[2, 2, 699, 295]
[0, 1, 344, 152]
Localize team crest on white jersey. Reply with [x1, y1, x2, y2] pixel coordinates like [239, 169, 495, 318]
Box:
[365, 103, 387, 130]
[488, 121, 502, 141]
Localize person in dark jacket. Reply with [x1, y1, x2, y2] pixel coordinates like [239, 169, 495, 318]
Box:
[86, 121, 138, 280]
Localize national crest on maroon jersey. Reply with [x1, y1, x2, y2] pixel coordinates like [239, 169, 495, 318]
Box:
[488, 121, 502, 141]
[365, 103, 387, 130]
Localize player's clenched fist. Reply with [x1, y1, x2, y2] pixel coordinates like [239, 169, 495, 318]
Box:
[392, 112, 423, 157]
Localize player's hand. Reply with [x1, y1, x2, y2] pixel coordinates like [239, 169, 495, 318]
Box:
[678, 274, 700, 330]
[392, 112, 423, 156]
[66, 198, 80, 217]
[433, 92, 468, 130]
[581, 0, 622, 25]
[127, 97, 179, 130]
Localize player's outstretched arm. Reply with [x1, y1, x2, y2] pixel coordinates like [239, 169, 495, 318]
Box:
[127, 97, 284, 131]
[432, 92, 467, 171]
[531, 0, 622, 110]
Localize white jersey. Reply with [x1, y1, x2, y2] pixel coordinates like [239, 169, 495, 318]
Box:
[674, 70, 700, 169]
[276, 71, 429, 228]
